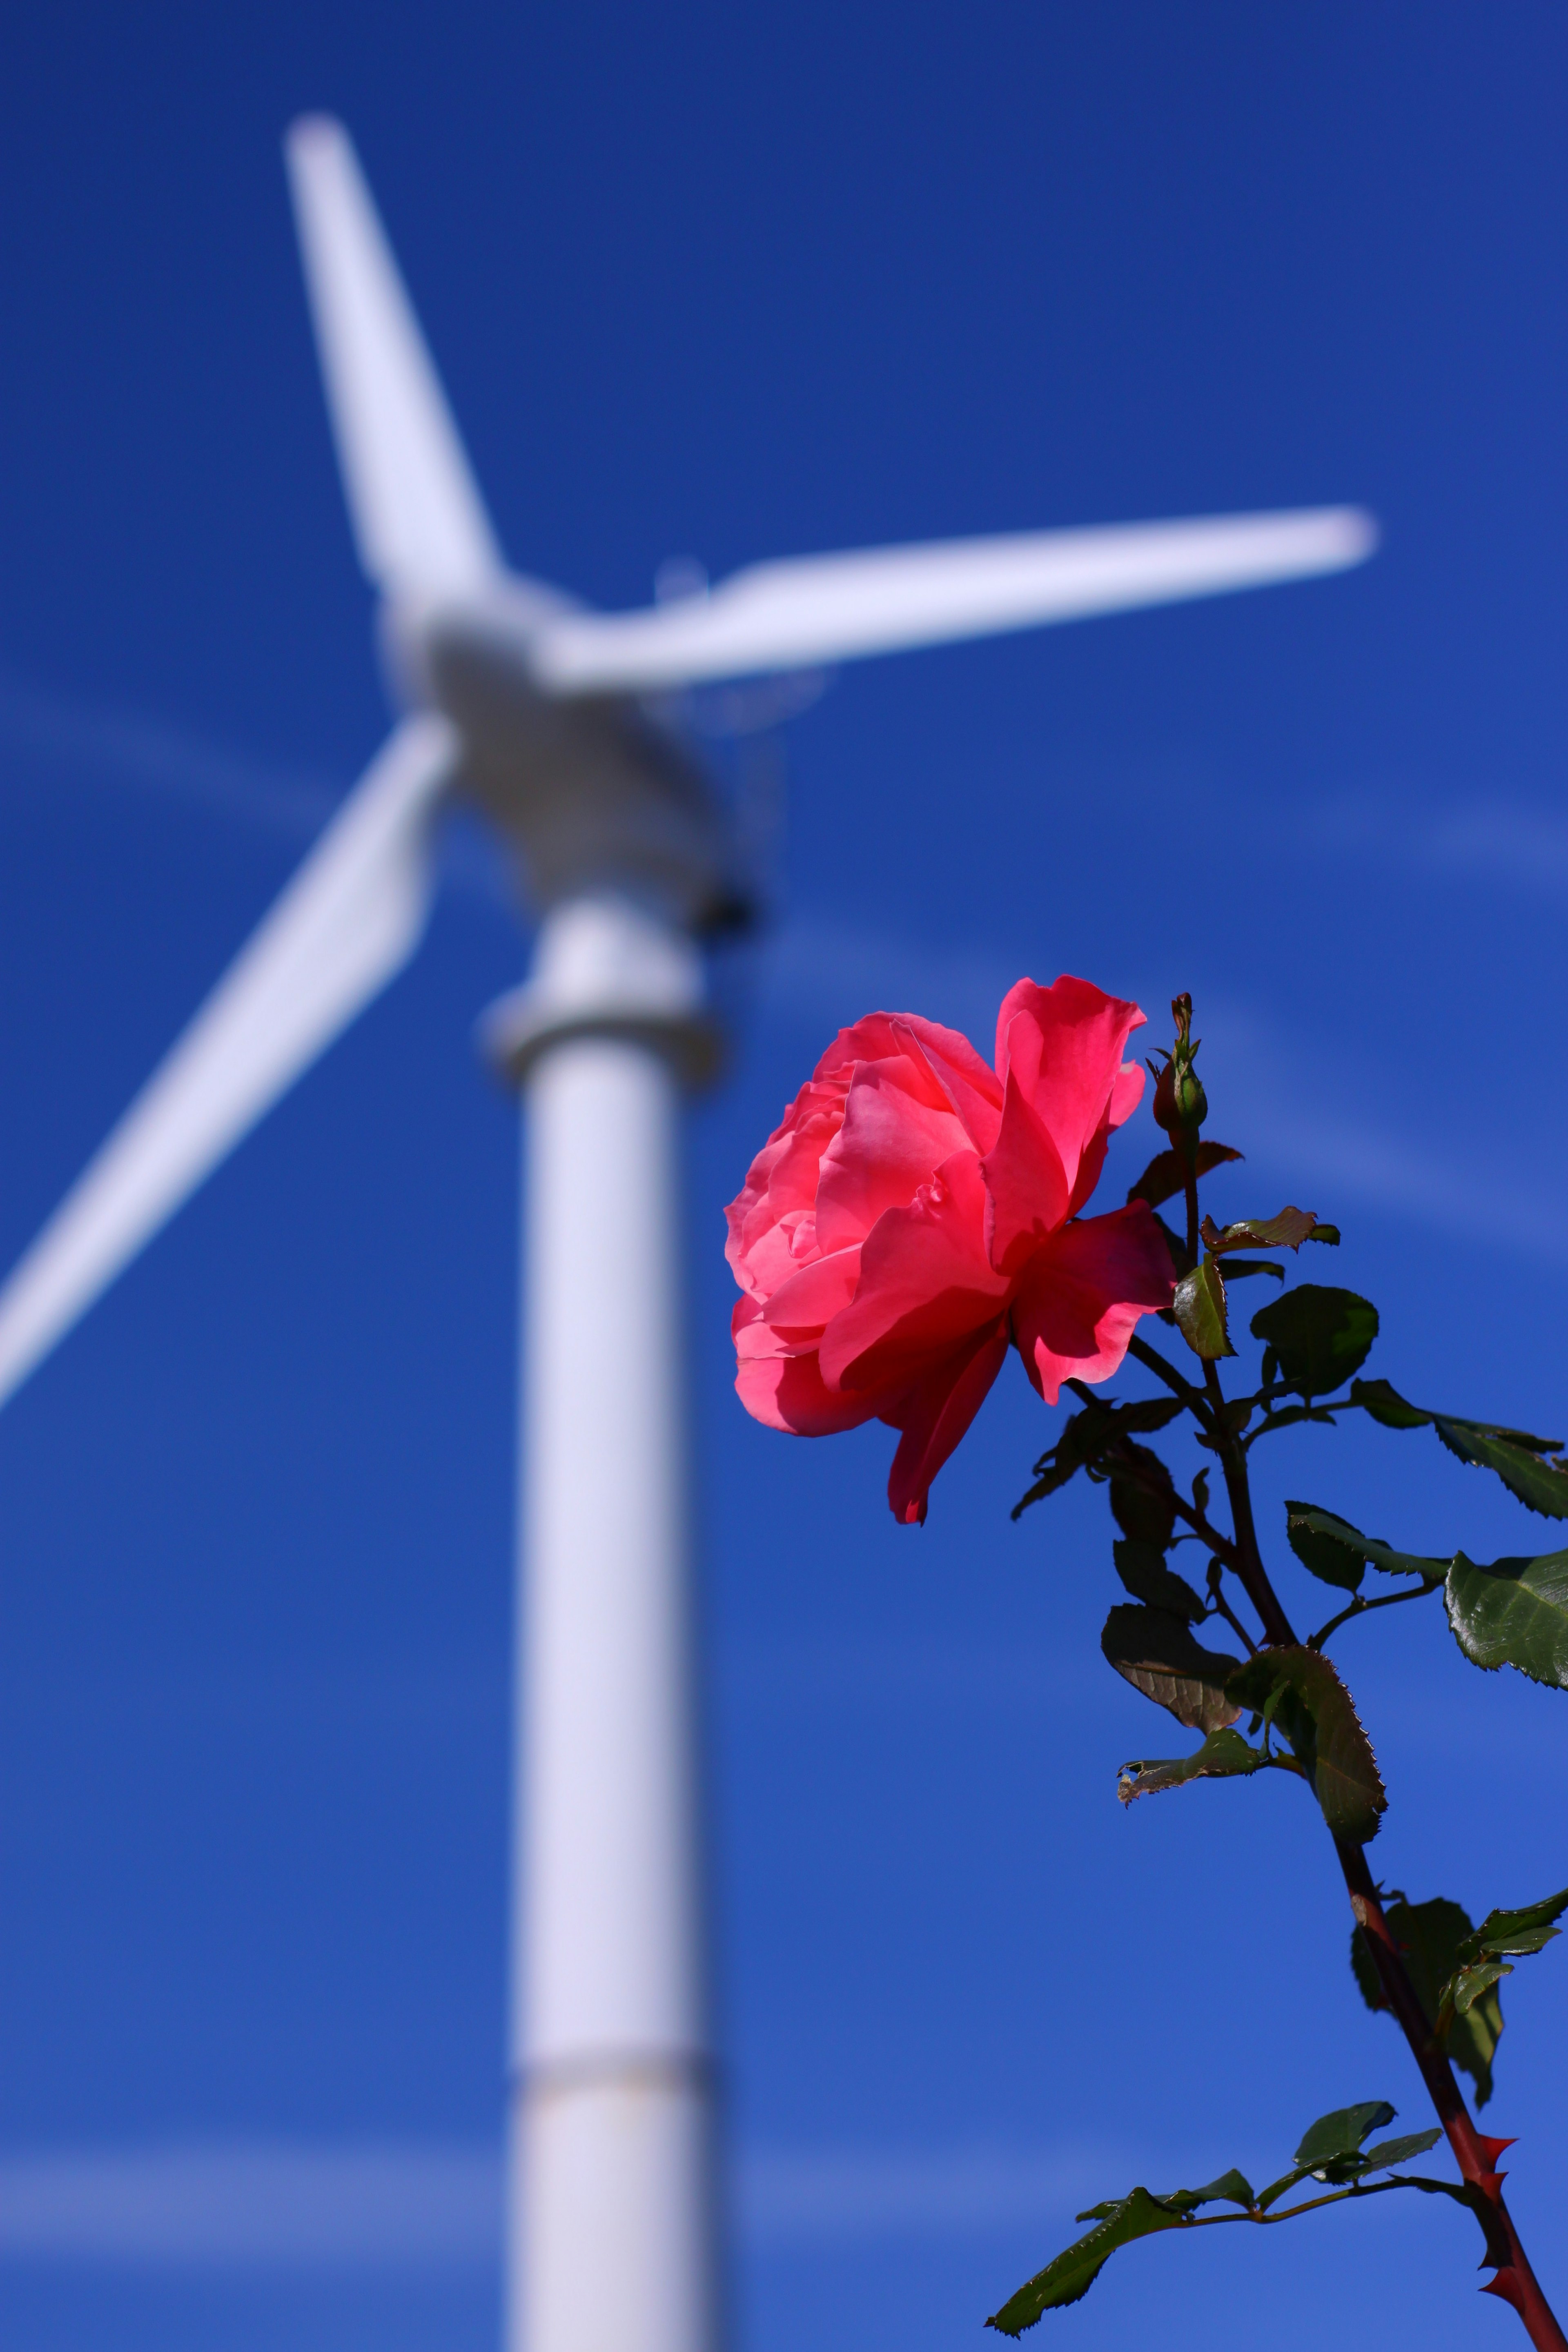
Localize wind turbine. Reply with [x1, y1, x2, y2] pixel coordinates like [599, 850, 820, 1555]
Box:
[0, 116, 1375, 2352]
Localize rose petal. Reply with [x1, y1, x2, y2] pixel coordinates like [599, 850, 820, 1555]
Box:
[724, 1071, 852, 1292]
[815, 1055, 974, 1254]
[992, 977, 1147, 1216]
[759, 1245, 863, 1334]
[816, 1012, 1003, 1151]
[884, 1319, 1010, 1524]
[818, 1149, 1010, 1396]
[1011, 1203, 1175, 1403]
[737, 1344, 879, 1437]
[978, 1066, 1072, 1278]
[893, 1016, 1006, 1153]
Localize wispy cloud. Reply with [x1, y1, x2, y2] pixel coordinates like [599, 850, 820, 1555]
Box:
[0, 670, 514, 911]
[0, 2132, 1161, 2268]
[0, 673, 339, 842]
[1310, 790, 1568, 904]
[1200, 998, 1568, 1263]
[0, 2140, 500, 2269]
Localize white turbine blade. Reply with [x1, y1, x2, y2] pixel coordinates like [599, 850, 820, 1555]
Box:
[528, 505, 1377, 694]
[286, 115, 501, 598]
[0, 714, 456, 1410]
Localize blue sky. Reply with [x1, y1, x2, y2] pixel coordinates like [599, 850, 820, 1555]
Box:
[2, 4, 1568, 2348]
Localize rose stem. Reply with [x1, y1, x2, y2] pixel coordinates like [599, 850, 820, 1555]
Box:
[1197, 1353, 1566, 2346]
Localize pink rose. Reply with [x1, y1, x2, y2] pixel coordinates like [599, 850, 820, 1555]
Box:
[725, 976, 1174, 1523]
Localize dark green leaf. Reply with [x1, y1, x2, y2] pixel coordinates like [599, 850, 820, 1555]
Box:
[1350, 1894, 1502, 2107]
[985, 2187, 1187, 2331]
[1285, 1503, 1365, 1592]
[1127, 1140, 1244, 1212]
[1359, 2128, 1442, 2170]
[1225, 1647, 1387, 1842]
[1468, 1887, 1568, 1951]
[1349, 1378, 1434, 1430]
[1434, 1886, 1568, 2029]
[1252, 2163, 1316, 2212]
[1113, 1539, 1206, 1621]
[1101, 1605, 1243, 1732]
[1435, 1422, 1568, 1520]
[1214, 1257, 1285, 1282]
[1108, 1446, 1180, 1550]
[1248, 1401, 1340, 1441]
[1351, 1379, 1561, 1452]
[1446, 1549, 1568, 1688]
[1013, 1394, 1183, 1520]
[1480, 1925, 1557, 1956]
[1306, 1225, 1342, 1245]
[1283, 1502, 1446, 1592]
[1174, 1256, 1233, 1359]
[1013, 1468, 1076, 1515]
[1160, 2168, 1254, 2214]
[1117, 1724, 1267, 1804]
[1449, 1959, 1512, 2014]
[1348, 1381, 1568, 1519]
[1294, 2102, 1396, 2169]
[1202, 1206, 1325, 1255]
[1250, 1286, 1379, 1396]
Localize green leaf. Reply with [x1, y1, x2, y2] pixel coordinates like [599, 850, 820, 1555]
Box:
[1214, 1257, 1285, 1283]
[1436, 1423, 1568, 1520]
[1448, 1959, 1513, 2014]
[1126, 1140, 1244, 1212]
[1479, 1926, 1557, 1956]
[1468, 1886, 1568, 1952]
[1113, 1538, 1206, 1620]
[985, 2187, 1187, 2331]
[1359, 2128, 1442, 2170]
[1295, 2101, 1396, 2169]
[1174, 1256, 1233, 1359]
[1101, 1604, 1244, 1732]
[1348, 1381, 1568, 1519]
[1349, 1377, 1432, 1430]
[1202, 1206, 1328, 1255]
[1250, 1286, 1379, 1396]
[1285, 1503, 1365, 1592]
[1350, 1894, 1502, 2107]
[1160, 2168, 1254, 2214]
[1013, 1393, 1183, 1520]
[1433, 1885, 1568, 2030]
[1306, 1225, 1341, 1245]
[1251, 2163, 1316, 2211]
[1225, 1647, 1387, 1842]
[1445, 1548, 1568, 1688]
[1350, 1379, 1561, 1453]
[1117, 1724, 1267, 1804]
[1108, 1448, 1180, 1550]
[1283, 1502, 1446, 1593]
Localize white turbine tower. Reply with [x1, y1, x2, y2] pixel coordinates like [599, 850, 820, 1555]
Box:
[0, 117, 1375, 2352]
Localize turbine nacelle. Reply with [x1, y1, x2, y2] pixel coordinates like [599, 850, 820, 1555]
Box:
[384, 587, 745, 933]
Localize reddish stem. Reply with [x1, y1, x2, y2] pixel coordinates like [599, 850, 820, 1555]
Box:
[1196, 1375, 1566, 2344]
[1335, 1844, 1566, 2348]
